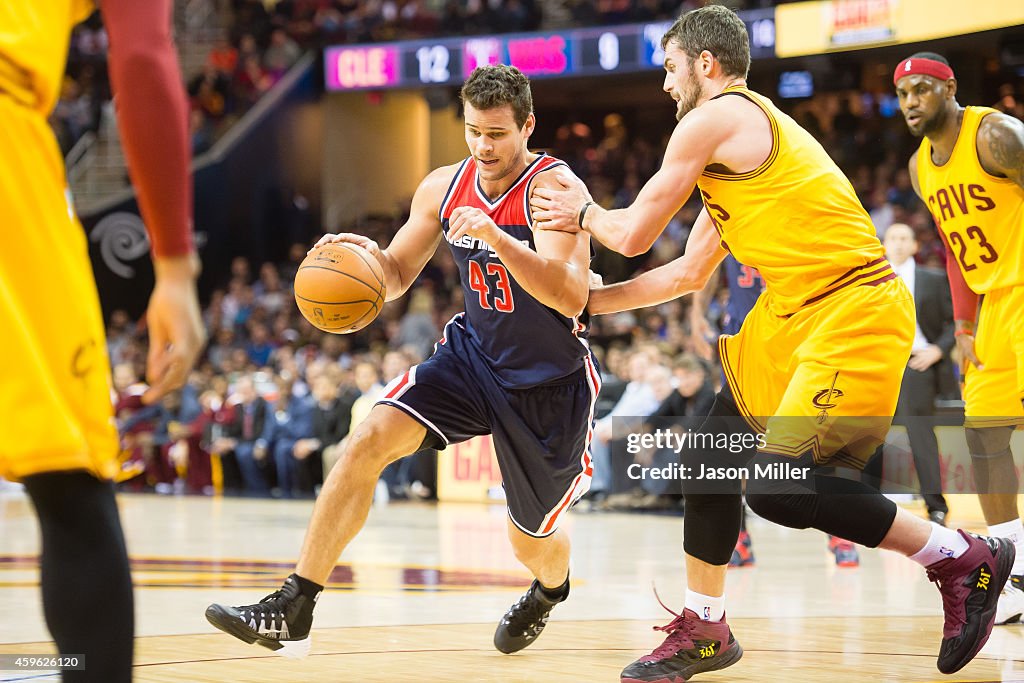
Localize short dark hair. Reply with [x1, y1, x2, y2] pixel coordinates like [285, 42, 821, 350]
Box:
[660, 5, 751, 79]
[460, 65, 533, 129]
[909, 51, 949, 65]
[673, 353, 707, 377]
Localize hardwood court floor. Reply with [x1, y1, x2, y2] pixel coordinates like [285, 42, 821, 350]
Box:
[1, 491, 1022, 682]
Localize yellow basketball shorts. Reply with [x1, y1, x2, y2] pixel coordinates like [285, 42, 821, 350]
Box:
[719, 277, 914, 469]
[963, 284, 1024, 427]
[0, 95, 119, 482]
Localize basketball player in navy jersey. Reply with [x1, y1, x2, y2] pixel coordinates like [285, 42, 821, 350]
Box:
[205, 65, 600, 661]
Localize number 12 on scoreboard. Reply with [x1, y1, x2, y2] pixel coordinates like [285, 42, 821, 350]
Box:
[416, 45, 451, 84]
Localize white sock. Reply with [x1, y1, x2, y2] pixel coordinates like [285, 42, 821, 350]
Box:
[684, 589, 725, 622]
[989, 519, 1024, 575]
[909, 523, 971, 567]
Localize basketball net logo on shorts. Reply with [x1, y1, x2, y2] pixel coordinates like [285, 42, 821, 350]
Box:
[812, 371, 843, 424]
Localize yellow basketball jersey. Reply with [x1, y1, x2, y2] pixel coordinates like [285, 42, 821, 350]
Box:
[916, 106, 1024, 294]
[0, 0, 94, 114]
[697, 86, 885, 317]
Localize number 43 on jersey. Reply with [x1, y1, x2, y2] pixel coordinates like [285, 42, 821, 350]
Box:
[468, 260, 515, 313]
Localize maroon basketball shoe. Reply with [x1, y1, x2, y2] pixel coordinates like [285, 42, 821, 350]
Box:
[621, 607, 742, 683]
[928, 530, 1015, 674]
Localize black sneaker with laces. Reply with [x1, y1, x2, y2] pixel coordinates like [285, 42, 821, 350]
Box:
[205, 574, 316, 658]
[493, 579, 568, 654]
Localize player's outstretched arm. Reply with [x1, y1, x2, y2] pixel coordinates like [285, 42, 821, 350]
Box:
[313, 166, 454, 301]
[530, 106, 726, 256]
[101, 0, 205, 404]
[588, 209, 726, 315]
[977, 112, 1024, 190]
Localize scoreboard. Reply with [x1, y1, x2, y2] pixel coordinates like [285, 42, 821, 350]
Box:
[325, 9, 775, 92]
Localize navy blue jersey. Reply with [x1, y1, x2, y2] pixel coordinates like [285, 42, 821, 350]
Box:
[438, 153, 591, 389]
[722, 254, 765, 335]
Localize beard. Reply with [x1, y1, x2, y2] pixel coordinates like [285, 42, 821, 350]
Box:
[910, 106, 950, 138]
[675, 70, 704, 121]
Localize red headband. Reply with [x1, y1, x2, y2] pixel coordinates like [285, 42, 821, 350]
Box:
[893, 57, 954, 86]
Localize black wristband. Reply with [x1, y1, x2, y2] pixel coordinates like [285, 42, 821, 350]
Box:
[578, 201, 595, 229]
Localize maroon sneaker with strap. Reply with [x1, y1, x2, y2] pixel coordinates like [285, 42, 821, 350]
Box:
[620, 604, 742, 683]
[928, 530, 1015, 674]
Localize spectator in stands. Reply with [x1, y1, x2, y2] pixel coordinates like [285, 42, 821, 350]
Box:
[190, 109, 215, 155]
[589, 348, 662, 500]
[189, 65, 230, 122]
[392, 289, 439, 360]
[652, 354, 716, 420]
[257, 375, 315, 497]
[264, 27, 301, 77]
[254, 262, 289, 314]
[293, 374, 349, 496]
[207, 34, 238, 76]
[245, 322, 276, 367]
[223, 375, 271, 495]
[234, 54, 274, 107]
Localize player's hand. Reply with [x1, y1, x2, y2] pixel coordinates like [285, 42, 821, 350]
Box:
[311, 233, 385, 269]
[529, 171, 592, 233]
[956, 333, 984, 373]
[448, 206, 504, 249]
[908, 344, 943, 372]
[143, 254, 205, 405]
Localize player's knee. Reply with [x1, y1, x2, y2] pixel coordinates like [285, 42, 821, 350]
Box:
[967, 426, 1018, 495]
[341, 419, 404, 472]
[745, 492, 815, 530]
[507, 524, 561, 565]
[965, 426, 1013, 460]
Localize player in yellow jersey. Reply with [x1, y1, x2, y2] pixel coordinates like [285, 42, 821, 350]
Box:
[531, 6, 1015, 680]
[0, 0, 204, 680]
[896, 51, 1024, 625]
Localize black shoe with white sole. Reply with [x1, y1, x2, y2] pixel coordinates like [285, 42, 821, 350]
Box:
[205, 574, 316, 659]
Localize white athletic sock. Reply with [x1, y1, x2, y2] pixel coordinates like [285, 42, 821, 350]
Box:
[989, 519, 1024, 576]
[909, 523, 971, 567]
[684, 589, 725, 622]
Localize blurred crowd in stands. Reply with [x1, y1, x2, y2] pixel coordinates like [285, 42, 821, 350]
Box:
[242, 0, 784, 49]
[52, 2, 307, 157]
[50, 0, 792, 157]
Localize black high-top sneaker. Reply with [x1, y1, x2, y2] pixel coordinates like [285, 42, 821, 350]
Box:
[493, 579, 568, 654]
[205, 574, 316, 658]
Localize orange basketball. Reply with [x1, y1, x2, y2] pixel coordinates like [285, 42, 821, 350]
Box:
[294, 243, 386, 334]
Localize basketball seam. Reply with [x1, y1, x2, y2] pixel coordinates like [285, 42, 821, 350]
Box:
[345, 298, 380, 329]
[342, 244, 386, 290]
[295, 297, 379, 331]
[296, 264, 381, 295]
[295, 294, 379, 306]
